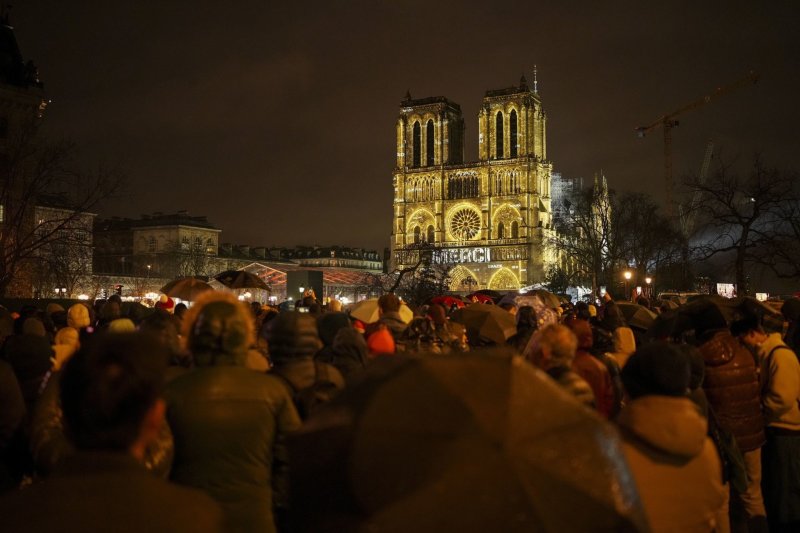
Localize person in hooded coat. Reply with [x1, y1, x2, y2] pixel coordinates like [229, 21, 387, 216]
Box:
[617, 342, 726, 532]
[315, 312, 367, 383]
[565, 317, 615, 418]
[166, 292, 301, 533]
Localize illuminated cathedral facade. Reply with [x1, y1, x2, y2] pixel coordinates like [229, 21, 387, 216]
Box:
[390, 75, 556, 291]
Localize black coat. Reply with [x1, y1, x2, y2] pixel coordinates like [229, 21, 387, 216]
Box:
[0, 451, 222, 532]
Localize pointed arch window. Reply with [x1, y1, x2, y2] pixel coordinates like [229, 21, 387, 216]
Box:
[511, 220, 519, 238]
[510, 110, 518, 158]
[495, 111, 504, 159]
[426, 120, 435, 166]
[497, 222, 505, 239]
[413, 226, 421, 244]
[412, 121, 421, 168]
[426, 225, 435, 243]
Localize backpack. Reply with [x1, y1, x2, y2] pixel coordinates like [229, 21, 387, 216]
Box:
[278, 361, 340, 420]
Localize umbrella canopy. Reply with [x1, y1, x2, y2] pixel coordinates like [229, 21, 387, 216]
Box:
[466, 292, 495, 304]
[526, 289, 561, 309]
[450, 303, 517, 345]
[678, 294, 738, 324]
[214, 269, 269, 291]
[349, 298, 413, 325]
[288, 352, 648, 532]
[616, 302, 658, 331]
[160, 277, 214, 301]
[430, 295, 465, 310]
[648, 310, 693, 340]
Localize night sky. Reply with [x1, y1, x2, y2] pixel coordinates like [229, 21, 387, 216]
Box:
[12, 1, 799, 252]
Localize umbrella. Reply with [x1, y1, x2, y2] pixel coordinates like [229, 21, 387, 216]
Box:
[288, 352, 648, 532]
[349, 298, 414, 324]
[678, 294, 738, 324]
[616, 302, 658, 331]
[527, 289, 561, 309]
[466, 292, 495, 304]
[430, 295, 465, 310]
[214, 269, 270, 291]
[160, 277, 213, 301]
[647, 310, 693, 340]
[450, 303, 517, 345]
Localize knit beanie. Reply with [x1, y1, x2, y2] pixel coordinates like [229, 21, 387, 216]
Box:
[155, 295, 175, 312]
[367, 327, 395, 357]
[621, 341, 690, 399]
[266, 311, 323, 363]
[67, 304, 91, 330]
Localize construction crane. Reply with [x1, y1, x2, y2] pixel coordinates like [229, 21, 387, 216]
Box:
[636, 70, 759, 217]
[679, 140, 714, 238]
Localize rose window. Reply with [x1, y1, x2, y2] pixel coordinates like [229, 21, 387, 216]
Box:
[450, 209, 481, 240]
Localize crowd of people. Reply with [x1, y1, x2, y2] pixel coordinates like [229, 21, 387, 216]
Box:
[0, 288, 798, 532]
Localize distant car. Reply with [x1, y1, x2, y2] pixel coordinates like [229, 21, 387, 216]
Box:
[657, 292, 704, 305]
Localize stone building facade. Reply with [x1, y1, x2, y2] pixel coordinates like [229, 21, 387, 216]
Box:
[391, 76, 556, 291]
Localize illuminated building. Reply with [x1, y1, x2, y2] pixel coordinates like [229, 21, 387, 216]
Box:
[391, 74, 556, 291]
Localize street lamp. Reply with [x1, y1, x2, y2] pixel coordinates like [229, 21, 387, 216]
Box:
[623, 271, 632, 301]
[645, 276, 652, 299]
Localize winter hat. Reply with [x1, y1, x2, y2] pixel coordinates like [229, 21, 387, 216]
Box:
[155, 295, 175, 312]
[22, 317, 47, 337]
[367, 327, 395, 357]
[52, 327, 80, 371]
[55, 326, 80, 347]
[185, 293, 254, 366]
[67, 303, 91, 330]
[266, 311, 323, 363]
[621, 341, 690, 399]
[108, 318, 136, 333]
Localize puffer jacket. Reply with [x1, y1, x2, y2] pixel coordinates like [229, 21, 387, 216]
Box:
[698, 329, 765, 452]
[166, 365, 301, 533]
[617, 396, 726, 533]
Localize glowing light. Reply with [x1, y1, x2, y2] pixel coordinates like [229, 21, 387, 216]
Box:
[77, 294, 89, 300]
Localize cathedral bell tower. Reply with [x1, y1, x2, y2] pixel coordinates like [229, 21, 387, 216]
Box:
[396, 93, 464, 170]
[478, 74, 546, 162]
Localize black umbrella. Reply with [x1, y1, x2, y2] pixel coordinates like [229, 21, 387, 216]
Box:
[214, 269, 269, 291]
[616, 302, 658, 331]
[288, 352, 648, 532]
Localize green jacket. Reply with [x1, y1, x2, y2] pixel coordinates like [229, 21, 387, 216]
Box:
[166, 366, 301, 533]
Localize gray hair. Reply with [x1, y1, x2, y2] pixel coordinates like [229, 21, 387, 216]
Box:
[524, 324, 578, 370]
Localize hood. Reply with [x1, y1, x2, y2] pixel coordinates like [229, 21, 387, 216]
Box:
[613, 327, 636, 355]
[617, 396, 708, 458]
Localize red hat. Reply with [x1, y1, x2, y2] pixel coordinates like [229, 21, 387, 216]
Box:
[155, 294, 175, 311]
[367, 327, 395, 357]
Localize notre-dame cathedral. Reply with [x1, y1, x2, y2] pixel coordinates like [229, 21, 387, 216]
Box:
[390, 75, 556, 291]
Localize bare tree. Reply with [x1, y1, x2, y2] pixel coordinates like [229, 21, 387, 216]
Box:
[0, 119, 122, 296]
[685, 156, 794, 294]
